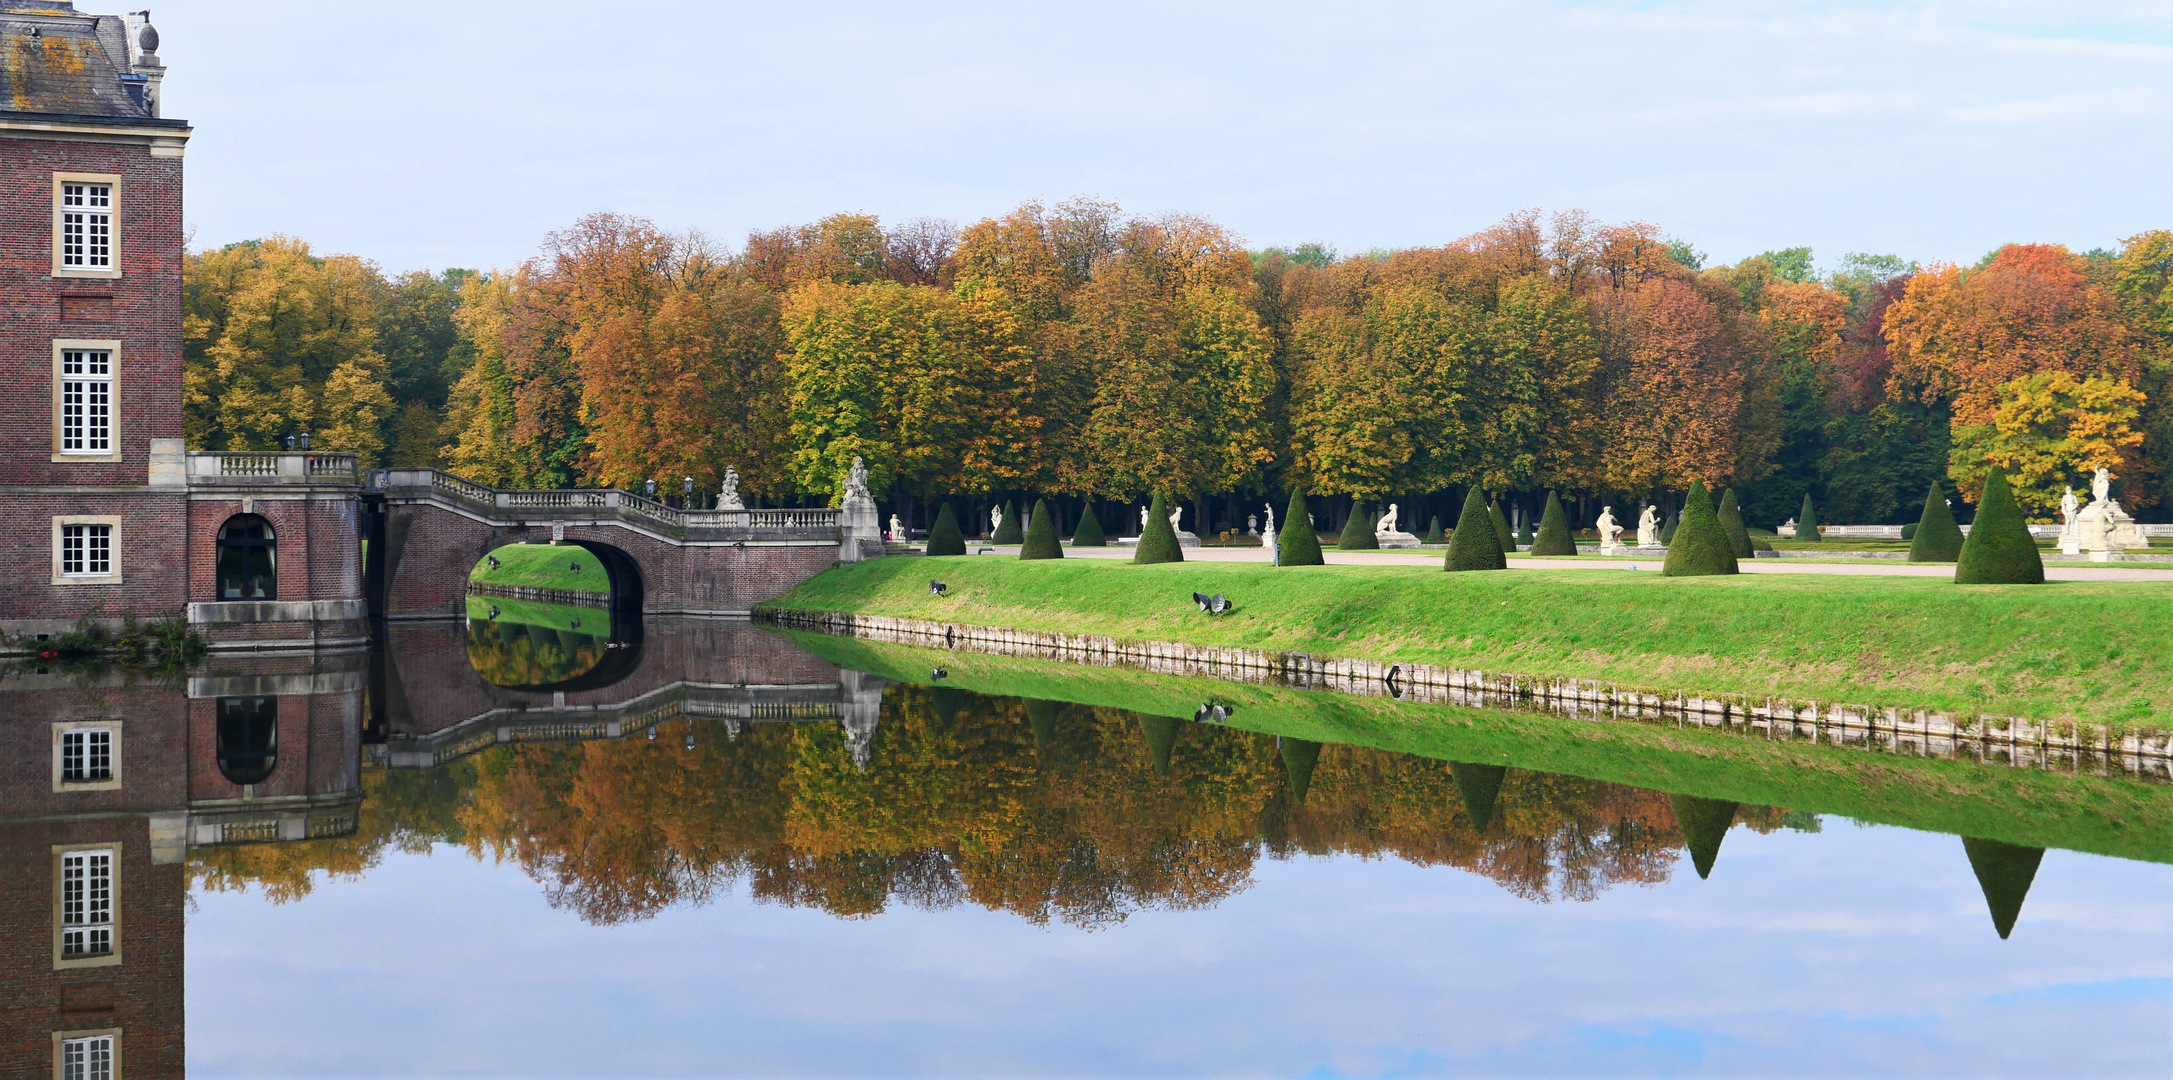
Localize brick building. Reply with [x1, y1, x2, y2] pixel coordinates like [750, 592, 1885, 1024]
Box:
[1, 2, 367, 653]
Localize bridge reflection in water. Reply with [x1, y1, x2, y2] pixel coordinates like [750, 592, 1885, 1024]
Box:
[2, 608, 2122, 1073]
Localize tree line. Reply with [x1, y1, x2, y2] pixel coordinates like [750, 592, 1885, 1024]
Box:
[180, 206, 2173, 532]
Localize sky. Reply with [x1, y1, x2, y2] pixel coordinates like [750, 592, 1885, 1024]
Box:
[186, 822, 2173, 1076]
[148, 0, 2173, 276]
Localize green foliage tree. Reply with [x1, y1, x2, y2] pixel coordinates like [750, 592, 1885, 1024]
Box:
[1277, 490, 1324, 566]
[1422, 516, 1444, 544]
[1953, 467, 2044, 584]
[1134, 492, 1185, 564]
[1070, 501, 1106, 546]
[1530, 491, 1576, 556]
[1961, 837, 2045, 940]
[1019, 499, 1063, 560]
[1337, 502, 1380, 550]
[1717, 488, 1752, 559]
[1445, 488, 1507, 571]
[1662, 481, 1739, 576]
[1908, 481, 1964, 562]
[1795, 492, 1821, 542]
[1489, 501, 1513, 552]
[992, 499, 1023, 543]
[1668, 794, 1739, 879]
[925, 502, 966, 556]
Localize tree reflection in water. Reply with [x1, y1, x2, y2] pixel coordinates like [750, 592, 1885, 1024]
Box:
[192, 681, 1804, 926]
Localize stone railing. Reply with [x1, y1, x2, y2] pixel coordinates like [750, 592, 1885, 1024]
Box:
[186, 451, 361, 485]
[370, 468, 848, 544]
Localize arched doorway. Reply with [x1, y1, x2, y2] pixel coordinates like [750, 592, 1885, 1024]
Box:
[216, 514, 277, 600]
[215, 695, 278, 785]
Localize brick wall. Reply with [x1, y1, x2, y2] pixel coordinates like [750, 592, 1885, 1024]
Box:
[0, 135, 184, 488]
[186, 495, 362, 604]
[0, 491, 189, 628]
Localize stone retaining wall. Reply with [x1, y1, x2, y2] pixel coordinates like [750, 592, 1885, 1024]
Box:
[464, 582, 609, 609]
[762, 608, 2173, 781]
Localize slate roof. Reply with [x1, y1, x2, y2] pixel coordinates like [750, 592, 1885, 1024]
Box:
[0, 1, 154, 119]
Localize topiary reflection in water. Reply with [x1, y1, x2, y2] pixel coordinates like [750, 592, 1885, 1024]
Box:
[463, 598, 612, 688]
[194, 679, 1809, 928]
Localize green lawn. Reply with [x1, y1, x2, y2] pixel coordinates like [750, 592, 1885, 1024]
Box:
[468, 543, 611, 593]
[762, 557, 2173, 731]
[464, 595, 606, 633]
[783, 631, 2172, 864]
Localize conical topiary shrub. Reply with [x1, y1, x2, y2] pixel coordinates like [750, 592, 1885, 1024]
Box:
[992, 499, 1023, 544]
[1280, 738, 1322, 803]
[1661, 508, 1680, 545]
[1422, 515, 1444, 544]
[1446, 488, 1507, 571]
[1795, 492, 1821, 543]
[1278, 490, 1324, 566]
[1070, 501, 1106, 546]
[1962, 836, 2045, 940]
[1954, 467, 2043, 584]
[1530, 491, 1576, 556]
[1019, 498, 1063, 560]
[1516, 508, 1535, 550]
[1448, 761, 1508, 832]
[1139, 714, 1180, 776]
[1668, 793, 1739, 879]
[1489, 501, 1513, 553]
[1338, 502, 1379, 550]
[1663, 481, 1739, 576]
[1717, 488, 1752, 559]
[1134, 492, 1185, 564]
[926, 503, 966, 556]
[1909, 481, 1964, 562]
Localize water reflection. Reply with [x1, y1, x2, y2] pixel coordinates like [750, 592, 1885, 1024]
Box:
[3, 612, 2168, 1076]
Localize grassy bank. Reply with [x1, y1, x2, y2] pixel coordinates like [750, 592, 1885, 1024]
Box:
[468, 543, 611, 593]
[464, 595, 605, 634]
[782, 630, 2173, 863]
[763, 558, 2173, 731]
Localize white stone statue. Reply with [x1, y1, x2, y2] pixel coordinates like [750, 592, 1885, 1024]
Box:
[1637, 505, 1660, 549]
[1263, 503, 1279, 564]
[2074, 467, 2146, 557]
[1376, 503, 1400, 536]
[2060, 486, 2078, 524]
[1140, 505, 1150, 531]
[718, 467, 744, 510]
[2093, 468, 2111, 505]
[994, 506, 1005, 535]
[1247, 513, 1259, 537]
[889, 513, 903, 539]
[1169, 505, 1184, 532]
[2059, 486, 2082, 555]
[842, 456, 871, 503]
[1597, 506, 1625, 555]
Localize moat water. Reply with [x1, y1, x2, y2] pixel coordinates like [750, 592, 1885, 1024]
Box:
[9, 604, 2170, 1077]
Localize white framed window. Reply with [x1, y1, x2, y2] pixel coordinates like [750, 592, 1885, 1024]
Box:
[53, 339, 122, 462]
[54, 844, 120, 968]
[53, 173, 121, 279]
[51, 517, 123, 586]
[53, 722, 122, 792]
[53, 1029, 121, 1080]
[60, 350, 112, 453]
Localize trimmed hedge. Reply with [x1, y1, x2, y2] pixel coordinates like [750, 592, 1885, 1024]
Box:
[1530, 490, 1577, 556]
[1669, 793, 1740, 879]
[1448, 761, 1507, 832]
[1070, 501, 1107, 546]
[1489, 501, 1513, 553]
[1422, 515, 1445, 544]
[1277, 490, 1325, 566]
[1661, 509, 1680, 546]
[1954, 468, 2043, 584]
[1795, 492, 1821, 543]
[992, 499, 1023, 544]
[1446, 488, 1507, 571]
[1909, 480, 1964, 563]
[1338, 502, 1380, 550]
[926, 503, 967, 556]
[1717, 488, 1752, 559]
[1019, 498, 1063, 560]
[1662, 481, 1739, 576]
[1134, 492, 1185, 564]
[1962, 837, 2045, 940]
[1281, 738, 1323, 803]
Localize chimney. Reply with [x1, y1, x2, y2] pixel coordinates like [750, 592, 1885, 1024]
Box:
[126, 9, 164, 116]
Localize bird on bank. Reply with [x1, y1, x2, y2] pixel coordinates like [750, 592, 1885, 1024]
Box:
[930, 580, 948, 596]
[1193, 592, 1232, 615]
[931, 668, 948, 681]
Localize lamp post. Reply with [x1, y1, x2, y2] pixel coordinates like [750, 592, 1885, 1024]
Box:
[283, 435, 296, 451]
[644, 478, 656, 499]
[298, 431, 311, 451]
[684, 476, 695, 510]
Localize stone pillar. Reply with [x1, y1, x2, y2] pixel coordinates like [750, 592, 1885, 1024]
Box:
[838, 491, 882, 562]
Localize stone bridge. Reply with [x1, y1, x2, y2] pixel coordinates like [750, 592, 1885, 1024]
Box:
[370, 617, 887, 769]
[367, 469, 882, 624]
